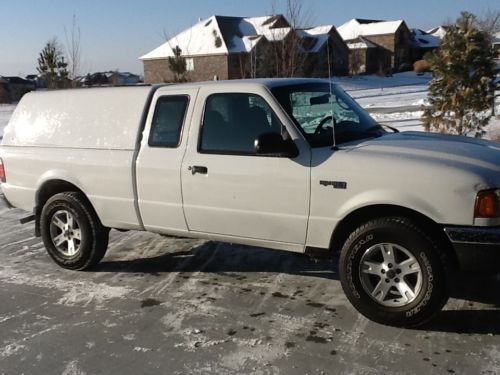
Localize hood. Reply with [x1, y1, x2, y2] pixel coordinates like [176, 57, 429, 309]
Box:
[350, 131, 500, 176]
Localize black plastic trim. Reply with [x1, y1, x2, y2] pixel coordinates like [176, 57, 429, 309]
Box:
[444, 226, 500, 271]
[444, 226, 500, 245]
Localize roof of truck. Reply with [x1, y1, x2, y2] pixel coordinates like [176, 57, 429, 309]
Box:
[156, 77, 332, 90]
[26, 78, 333, 95]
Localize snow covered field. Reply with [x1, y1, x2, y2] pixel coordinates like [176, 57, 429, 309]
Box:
[0, 104, 16, 138]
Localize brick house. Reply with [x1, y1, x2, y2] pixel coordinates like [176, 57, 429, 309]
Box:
[0, 77, 10, 103]
[141, 15, 291, 83]
[345, 37, 387, 75]
[299, 25, 349, 77]
[410, 29, 441, 62]
[0, 76, 35, 102]
[140, 15, 349, 83]
[493, 32, 500, 59]
[337, 18, 412, 74]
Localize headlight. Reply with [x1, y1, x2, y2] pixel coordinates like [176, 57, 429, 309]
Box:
[475, 189, 500, 218]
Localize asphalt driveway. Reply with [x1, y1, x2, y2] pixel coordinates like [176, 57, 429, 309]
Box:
[1, 198, 499, 375]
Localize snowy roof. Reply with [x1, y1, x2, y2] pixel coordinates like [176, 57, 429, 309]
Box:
[493, 32, 500, 45]
[427, 26, 448, 40]
[337, 19, 404, 41]
[141, 16, 228, 59]
[298, 25, 344, 53]
[346, 37, 377, 50]
[140, 15, 288, 59]
[411, 29, 441, 48]
[262, 27, 292, 42]
[303, 25, 334, 36]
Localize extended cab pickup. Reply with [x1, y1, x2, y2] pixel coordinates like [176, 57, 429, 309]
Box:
[1, 79, 499, 327]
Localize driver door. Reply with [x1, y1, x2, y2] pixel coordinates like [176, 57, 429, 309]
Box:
[181, 87, 311, 246]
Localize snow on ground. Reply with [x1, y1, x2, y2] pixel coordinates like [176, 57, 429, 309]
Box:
[336, 72, 431, 130]
[332, 71, 432, 91]
[0, 104, 16, 139]
[487, 117, 500, 141]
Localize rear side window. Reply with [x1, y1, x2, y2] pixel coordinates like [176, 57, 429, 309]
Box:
[149, 95, 189, 147]
[200, 93, 282, 154]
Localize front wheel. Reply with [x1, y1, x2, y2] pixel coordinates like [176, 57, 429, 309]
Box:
[40, 192, 109, 270]
[339, 217, 448, 327]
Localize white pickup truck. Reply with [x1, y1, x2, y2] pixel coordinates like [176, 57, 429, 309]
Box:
[1, 79, 499, 327]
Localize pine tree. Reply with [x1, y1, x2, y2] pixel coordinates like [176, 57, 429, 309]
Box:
[37, 38, 69, 89]
[422, 12, 496, 137]
[167, 46, 188, 82]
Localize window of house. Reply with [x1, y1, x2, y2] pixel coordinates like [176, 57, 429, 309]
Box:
[186, 58, 194, 71]
[199, 93, 283, 154]
[149, 95, 189, 148]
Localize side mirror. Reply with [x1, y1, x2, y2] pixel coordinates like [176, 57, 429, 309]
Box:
[254, 132, 299, 158]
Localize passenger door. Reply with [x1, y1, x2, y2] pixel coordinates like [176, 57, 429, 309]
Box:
[181, 87, 311, 246]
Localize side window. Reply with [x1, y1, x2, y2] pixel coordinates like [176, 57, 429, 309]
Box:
[149, 95, 189, 148]
[200, 93, 282, 154]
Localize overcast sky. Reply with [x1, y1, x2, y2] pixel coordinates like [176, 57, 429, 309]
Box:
[0, 0, 498, 77]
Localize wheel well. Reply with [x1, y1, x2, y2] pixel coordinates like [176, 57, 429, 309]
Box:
[34, 180, 94, 236]
[36, 179, 86, 209]
[329, 204, 458, 267]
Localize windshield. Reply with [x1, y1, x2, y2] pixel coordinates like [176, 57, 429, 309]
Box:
[271, 83, 384, 147]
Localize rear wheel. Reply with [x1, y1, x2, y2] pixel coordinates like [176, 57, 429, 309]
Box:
[339, 217, 448, 327]
[41, 192, 109, 270]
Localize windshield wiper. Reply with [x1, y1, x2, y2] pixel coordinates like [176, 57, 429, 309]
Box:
[377, 124, 400, 133]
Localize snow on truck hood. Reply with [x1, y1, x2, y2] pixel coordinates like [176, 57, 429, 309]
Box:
[347, 131, 500, 179]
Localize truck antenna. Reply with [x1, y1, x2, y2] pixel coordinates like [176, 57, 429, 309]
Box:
[326, 38, 338, 151]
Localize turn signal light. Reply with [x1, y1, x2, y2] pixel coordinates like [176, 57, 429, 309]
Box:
[0, 158, 5, 183]
[475, 190, 500, 218]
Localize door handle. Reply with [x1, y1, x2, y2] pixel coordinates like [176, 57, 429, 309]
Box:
[188, 165, 208, 175]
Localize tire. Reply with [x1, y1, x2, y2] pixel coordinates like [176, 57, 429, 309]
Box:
[40, 192, 109, 270]
[339, 217, 448, 327]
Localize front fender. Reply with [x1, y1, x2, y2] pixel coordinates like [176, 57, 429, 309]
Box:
[335, 189, 443, 224]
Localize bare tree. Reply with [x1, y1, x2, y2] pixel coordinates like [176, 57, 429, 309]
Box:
[477, 8, 500, 40]
[64, 15, 82, 87]
[349, 49, 364, 75]
[263, 0, 313, 78]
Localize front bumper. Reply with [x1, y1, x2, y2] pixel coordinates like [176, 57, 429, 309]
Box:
[444, 226, 500, 271]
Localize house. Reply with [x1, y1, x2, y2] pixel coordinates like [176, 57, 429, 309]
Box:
[108, 72, 142, 86]
[427, 26, 449, 40]
[299, 25, 349, 77]
[141, 15, 293, 83]
[493, 32, 500, 59]
[140, 14, 349, 83]
[1, 76, 35, 102]
[337, 18, 412, 74]
[82, 71, 142, 87]
[0, 77, 10, 103]
[410, 29, 441, 61]
[25, 74, 46, 89]
[345, 37, 382, 75]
